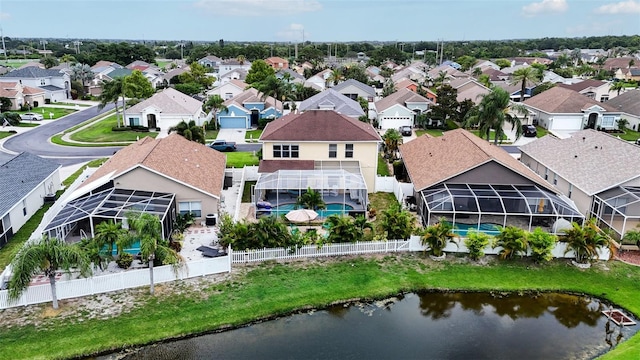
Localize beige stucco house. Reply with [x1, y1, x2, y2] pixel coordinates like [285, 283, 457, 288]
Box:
[44, 134, 226, 241]
[255, 110, 381, 218]
[520, 129, 640, 239]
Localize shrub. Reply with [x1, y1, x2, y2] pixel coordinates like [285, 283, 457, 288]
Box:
[420, 218, 456, 256]
[464, 231, 492, 260]
[116, 253, 134, 269]
[495, 226, 528, 259]
[528, 227, 557, 263]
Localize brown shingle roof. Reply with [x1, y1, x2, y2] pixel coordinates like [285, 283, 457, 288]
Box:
[258, 160, 315, 173]
[557, 79, 607, 92]
[524, 86, 618, 113]
[127, 87, 203, 115]
[260, 110, 382, 142]
[374, 88, 431, 112]
[224, 87, 276, 110]
[80, 134, 226, 198]
[399, 129, 555, 192]
[22, 85, 45, 95]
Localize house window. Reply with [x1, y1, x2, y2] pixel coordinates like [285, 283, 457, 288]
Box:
[22, 199, 27, 216]
[224, 92, 233, 100]
[544, 168, 549, 181]
[129, 117, 141, 127]
[329, 144, 337, 158]
[345, 144, 354, 158]
[600, 95, 609, 102]
[40, 79, 45, 85]
[601, 116, 615, 128]
[273, 144, 299, 158]
[553, 173, 558, 185]
[179, 201, 202, 217]
[568, 184, 573, 198]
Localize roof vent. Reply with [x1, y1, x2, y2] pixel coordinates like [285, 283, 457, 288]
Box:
[574, 155, 578, 158]
[595, 146, 598, 149]
[583, 137, 586, 141]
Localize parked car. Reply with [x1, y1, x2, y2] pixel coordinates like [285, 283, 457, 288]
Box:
[635, 138, 640, 146]
[208, 140, 236, 152]
[522, 124, 537, 137]
[399, 125, 412, 136]
[20, 112, 44, 121]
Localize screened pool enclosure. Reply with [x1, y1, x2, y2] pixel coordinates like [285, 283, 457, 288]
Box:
[592, 186, 640, 239]
[418, 183, 584, 235]
[253, 169, 367, 218]
[44, 187, 176, 242]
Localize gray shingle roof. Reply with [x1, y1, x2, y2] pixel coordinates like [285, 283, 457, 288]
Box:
[1, 66, 64, 79]
[519, 129, 640, 195]
[604, 89, 640, 116]
[299, 88, 365, 117]
[40, 85, 64, 91]
[127, 87, 203, 115]
[332, 79, 375, 97]
[0, 152, 60, 217]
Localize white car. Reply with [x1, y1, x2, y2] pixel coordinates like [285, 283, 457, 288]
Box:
[20, 112, 44, 121]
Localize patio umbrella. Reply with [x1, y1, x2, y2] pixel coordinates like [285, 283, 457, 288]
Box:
[286, 209, 319, 223]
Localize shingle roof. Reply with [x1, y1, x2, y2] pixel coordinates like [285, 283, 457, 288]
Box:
[40, 85, 64, 92]
[260, 110, 381, 142]
[299, 88, 365, 117]
[1, 66, 64, 79]
[224, 87, 276, 110]
[604, 89, 640, 116]
[106, 68, 133, 79]
[399, 129, 554, 192]
[80, 134, 226, 198]
[332, 79, 375, 97]
[258, 160, 315, 173]
[557, 79, 607, 92]
[374, 88, 431, 112]
[524, 86, 618, 113]
[22, 85, 45, 95]
[0, 152, 60, 217]
[519, 129, 640, 195]
[127, 87, 203, 115]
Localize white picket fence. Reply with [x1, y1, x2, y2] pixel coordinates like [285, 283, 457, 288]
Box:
[0, 255, 230, 309]
[231, 238, 422, 263]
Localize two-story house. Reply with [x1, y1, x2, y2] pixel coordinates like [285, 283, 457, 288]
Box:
[255, 110, 382, 217]
[0, 66, 70, 103]
[265, 57, 289, 70]
[217, 88, 281, 128]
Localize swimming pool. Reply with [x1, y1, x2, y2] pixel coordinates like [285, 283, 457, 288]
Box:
[449, 223, 502, 236]
[102, 240, 141, 256]
[265, 203, 356, 218]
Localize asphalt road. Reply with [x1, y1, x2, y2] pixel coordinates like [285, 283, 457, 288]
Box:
[2, 104, 119, 166]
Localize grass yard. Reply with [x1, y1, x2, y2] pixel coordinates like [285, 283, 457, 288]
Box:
[69, 114, 158, 143]
[155, 60, 172, 69]
[470, 129, 508, 142]
[535, 126, 549, 138]
[618, 128, 640, 142]
[226, 151, 259, 168]
[377, 153, 390, 176]
[0, 60, 33, 68]
[0, 204, 52, 272]
[0, 131, 15, 139]
[204, 130, 220, 142]
[415, 129, 445, 137]
[17, 122, 39, 127]
[53, 102, 92, 107]
[368, 192, 398, 228]
[3, 256, 640, 359]
[245, 129, 262, 142]
[242, 181, 257, 202]
[17, 107, 76, 120]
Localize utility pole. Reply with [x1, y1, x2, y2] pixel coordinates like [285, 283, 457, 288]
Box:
[179, 41, 185, 60]
[40, 40, 48, 56]
[73, 41, 83, 54]
[435, 40, 439, 65]
[0, 27, 6, 62]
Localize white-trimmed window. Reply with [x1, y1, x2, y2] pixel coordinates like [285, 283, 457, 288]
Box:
[568, 184, 573, 198]
[22, 199, 27, 216]
[179, 201, 202, 217]
[345, 144, 354, 158]
[329, 144, 337, 158]
[273, 144, 299, 158]
[553, 173, 558, 185]
[544, 168, 549, 181]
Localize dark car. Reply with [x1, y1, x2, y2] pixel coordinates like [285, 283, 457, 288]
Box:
[522, 125, 537, 137]
[208, 140, 236, 152]
[399, 126, 412, 136]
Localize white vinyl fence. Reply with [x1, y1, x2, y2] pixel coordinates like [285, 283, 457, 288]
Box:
[374, 176, 413, 205]
[0, 256, 230, 309]
[231, 237, 423, 263]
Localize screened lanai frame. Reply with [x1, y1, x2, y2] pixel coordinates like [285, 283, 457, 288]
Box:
[44, 188, 176, 242]
[418, 183, 584, 234]
[592, 186, 640, 239]
[253, 169, 368, 217]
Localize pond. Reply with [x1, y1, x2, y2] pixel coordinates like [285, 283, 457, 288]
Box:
[103, 292, 638, 360]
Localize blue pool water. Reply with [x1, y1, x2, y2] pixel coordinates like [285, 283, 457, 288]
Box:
[267, 203, 356, 218]
[102, 240, 141, 256]
[450, 223, 501, 236]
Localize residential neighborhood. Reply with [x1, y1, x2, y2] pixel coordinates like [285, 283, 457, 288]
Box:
[1, 28, 640, 360]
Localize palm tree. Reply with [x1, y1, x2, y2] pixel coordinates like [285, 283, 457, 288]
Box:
[324, 215, 360, 243]
[125, 212, 183, 295]
[561, 219, 608, 264]
[381, 128, 402, 160]
[463, 87, 528, 144]
[98, 77, 124, 127]
[622, 229, 640, 249]
[472, 67, 482, 77]
[509, 67, 542, 102]
[202, 94, 227, 130]
[494, 226, 528, 259]
[609, 81, 626, 96]
[236, 54, 246, 66]
[70, 63, 95, 92]
[420, 218, 456, 257]
[296, 187, 326, 210]
[327, 69, 343, 87]
[379, 203, 414, 240]
[95, 220, 126, 256]
[169, 120, 205, 144]
[353, 215, 374, 239]
[253, 75, 285, 117]
[8, 236, 91, 309]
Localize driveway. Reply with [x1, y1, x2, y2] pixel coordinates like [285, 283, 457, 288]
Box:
[1, 104, 119, 165]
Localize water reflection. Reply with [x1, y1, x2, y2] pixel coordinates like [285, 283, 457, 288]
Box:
[104, 292, 637, 360]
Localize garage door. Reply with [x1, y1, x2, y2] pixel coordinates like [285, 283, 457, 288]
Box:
[380, 116, 412, 130]
[219, 116, 247, 129]
[549, 118, 583, 131]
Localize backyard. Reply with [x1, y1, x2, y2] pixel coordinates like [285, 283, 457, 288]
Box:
[226, 152, 259, 168]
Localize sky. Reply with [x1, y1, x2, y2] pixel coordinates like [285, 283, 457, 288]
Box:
[0, 0, 638, 43]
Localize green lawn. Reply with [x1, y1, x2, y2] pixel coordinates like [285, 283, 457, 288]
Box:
[0, 60, 33, 68]
[0, 131, 15, 139]
[415, 129, 445, 137]
[242, 181, 257, 202]
[69, 114, 158, 143]
[470, 130, 508, 142]
[377, 153, 390, 176]
[245, 129, 262, 142]
[618, 128, 640, 142]
[17, 107, 76, 120]
[17, 122, 39, 127]
[2, 256, 640, 359]
[155, 60, 172, 69]
[226, 151, 259, 168]
[53, 102, 92, 107]
[535, 126, 549, 138]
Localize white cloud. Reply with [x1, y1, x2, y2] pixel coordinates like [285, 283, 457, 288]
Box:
[276, 23, 308, 41]
[194, 0, 322, 17]
[0, 12, 10, 20]
[522, 0, 568, 17]
[594, 0, 640, 14]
